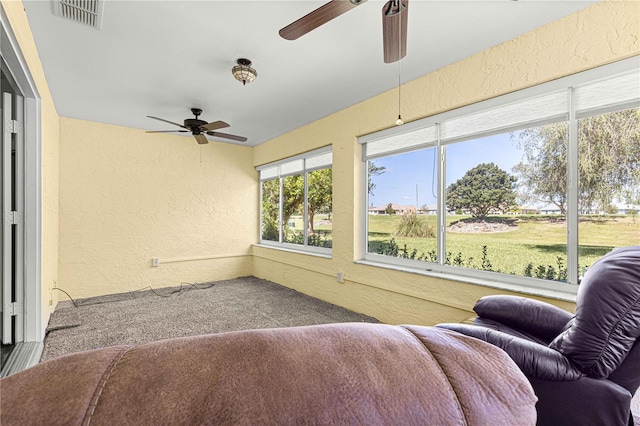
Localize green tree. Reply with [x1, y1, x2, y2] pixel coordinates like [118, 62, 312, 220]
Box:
[261, 179, 280, 240]
[513, 108, 640, 213]
[261, 170, 333, 239]
[446, 163, 517, 220]
[385, 203, 395, 215]
[368, 161, 386, 196]
[512, 124, 568, 214]
[577, 108, 640, 211]
[282, 175, 304, 234]
[307, 168, 332, 233]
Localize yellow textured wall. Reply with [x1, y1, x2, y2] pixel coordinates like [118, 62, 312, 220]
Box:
[58, 118, 257, 299]
[2, 1, 60, 332]
[5, 0, 639, 331]
[253, 0, 639, 325]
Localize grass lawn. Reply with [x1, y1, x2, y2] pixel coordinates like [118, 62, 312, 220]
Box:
[367, 214, 639, 279]
[283, 212, 638, 280]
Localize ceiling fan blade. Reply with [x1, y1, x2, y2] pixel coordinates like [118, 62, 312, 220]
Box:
[202, 120, 230, 131]
[382, 0, 408, 64]
[147, 115, 188, 129]
[207, 131, 248, 143]
[145, 130, 189, 133]
[279, 0, 367, 41]
[194, 134, 209, 145]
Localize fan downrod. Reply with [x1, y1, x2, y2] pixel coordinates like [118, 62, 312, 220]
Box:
[191, 108, 203, 118]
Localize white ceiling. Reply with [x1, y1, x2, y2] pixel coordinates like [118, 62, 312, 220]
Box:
[22, 0, 596, 147]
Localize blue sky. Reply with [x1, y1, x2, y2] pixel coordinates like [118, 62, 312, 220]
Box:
[368, 133, 524, 208]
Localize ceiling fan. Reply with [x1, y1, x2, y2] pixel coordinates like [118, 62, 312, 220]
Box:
[279, 0, 408, 64]
[145, 108, 247, 145]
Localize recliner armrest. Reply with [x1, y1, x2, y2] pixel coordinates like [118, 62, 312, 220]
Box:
[474, 295, 574, 343]
[437, 323, 583, 381]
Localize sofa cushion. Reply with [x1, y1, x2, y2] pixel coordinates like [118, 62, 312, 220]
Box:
[1, 323, 537, 425]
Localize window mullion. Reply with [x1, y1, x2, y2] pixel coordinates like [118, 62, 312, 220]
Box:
[363, 160, 370, 258]
[567, 87, 579, 285]
[278, 177, 284, 244]
[437, 125, 446, 265]
[259, 182, 263, 240]
[303, 170, 309, 246]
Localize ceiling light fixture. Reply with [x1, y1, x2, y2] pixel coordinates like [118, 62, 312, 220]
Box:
[396, 70, 403, 126]
[232, 58, 257, 85]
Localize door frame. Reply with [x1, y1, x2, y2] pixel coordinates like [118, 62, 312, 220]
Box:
[2, 90, 24, 345]
[1, 6, 43, 344]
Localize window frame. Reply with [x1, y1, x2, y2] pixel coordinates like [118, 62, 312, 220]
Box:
[257, 146, 333, 256]
[359, 56, 640, 298]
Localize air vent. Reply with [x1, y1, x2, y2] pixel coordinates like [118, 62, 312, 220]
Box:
[53, 0, 104, 29]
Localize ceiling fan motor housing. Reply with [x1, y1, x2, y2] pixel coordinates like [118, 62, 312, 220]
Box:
[184, 118, 208, 130]
[185, 107, 207, 132]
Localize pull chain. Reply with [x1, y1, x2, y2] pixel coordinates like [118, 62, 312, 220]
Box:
[396, 1, 404, 126]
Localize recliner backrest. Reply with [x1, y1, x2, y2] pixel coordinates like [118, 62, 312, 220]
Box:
[549, 246, 640, 379]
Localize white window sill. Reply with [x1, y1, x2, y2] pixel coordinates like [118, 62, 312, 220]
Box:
[253, 243, 332, 259]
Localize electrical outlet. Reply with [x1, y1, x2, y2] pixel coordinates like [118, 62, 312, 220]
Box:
[337, 272, 344, 283]
[152, 258, 159, 267]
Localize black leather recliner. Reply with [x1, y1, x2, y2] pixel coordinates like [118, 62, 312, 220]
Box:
[438, 246, 640, 426]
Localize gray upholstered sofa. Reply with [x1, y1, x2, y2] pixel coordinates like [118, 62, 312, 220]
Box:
[1, 323, 536, 425]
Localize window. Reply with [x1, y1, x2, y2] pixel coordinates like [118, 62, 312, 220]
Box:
[258, 147, 332, 254]
[578, 108, 640, 277]
[361, 58, 639, 293]
[444, 128, 568, 279]
[368, 146, 438, 263]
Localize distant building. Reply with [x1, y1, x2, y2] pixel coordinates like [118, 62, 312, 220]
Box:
[517, 206, 541, 215]
[612, 202, 640, 215]
[539, 204, 562, 215]
[368, 204, 416, 215]
[419, 204, 438, 215]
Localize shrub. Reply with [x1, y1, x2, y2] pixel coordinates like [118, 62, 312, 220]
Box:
[376, 241, 497, 272]
[308, 232, 332, 248]
[480, 246, 494, 271]
[523, 256, 568, 282]
[285, 230, 332, 248]
[261, 217, 279, 241]
[604, 204, 619, 214]
[376, 239, 419, 259]
[394, 214, 436, 238]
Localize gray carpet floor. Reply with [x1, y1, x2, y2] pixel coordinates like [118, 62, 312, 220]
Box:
[41, 275, 640, 422]
[42, 276, 378, 361]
